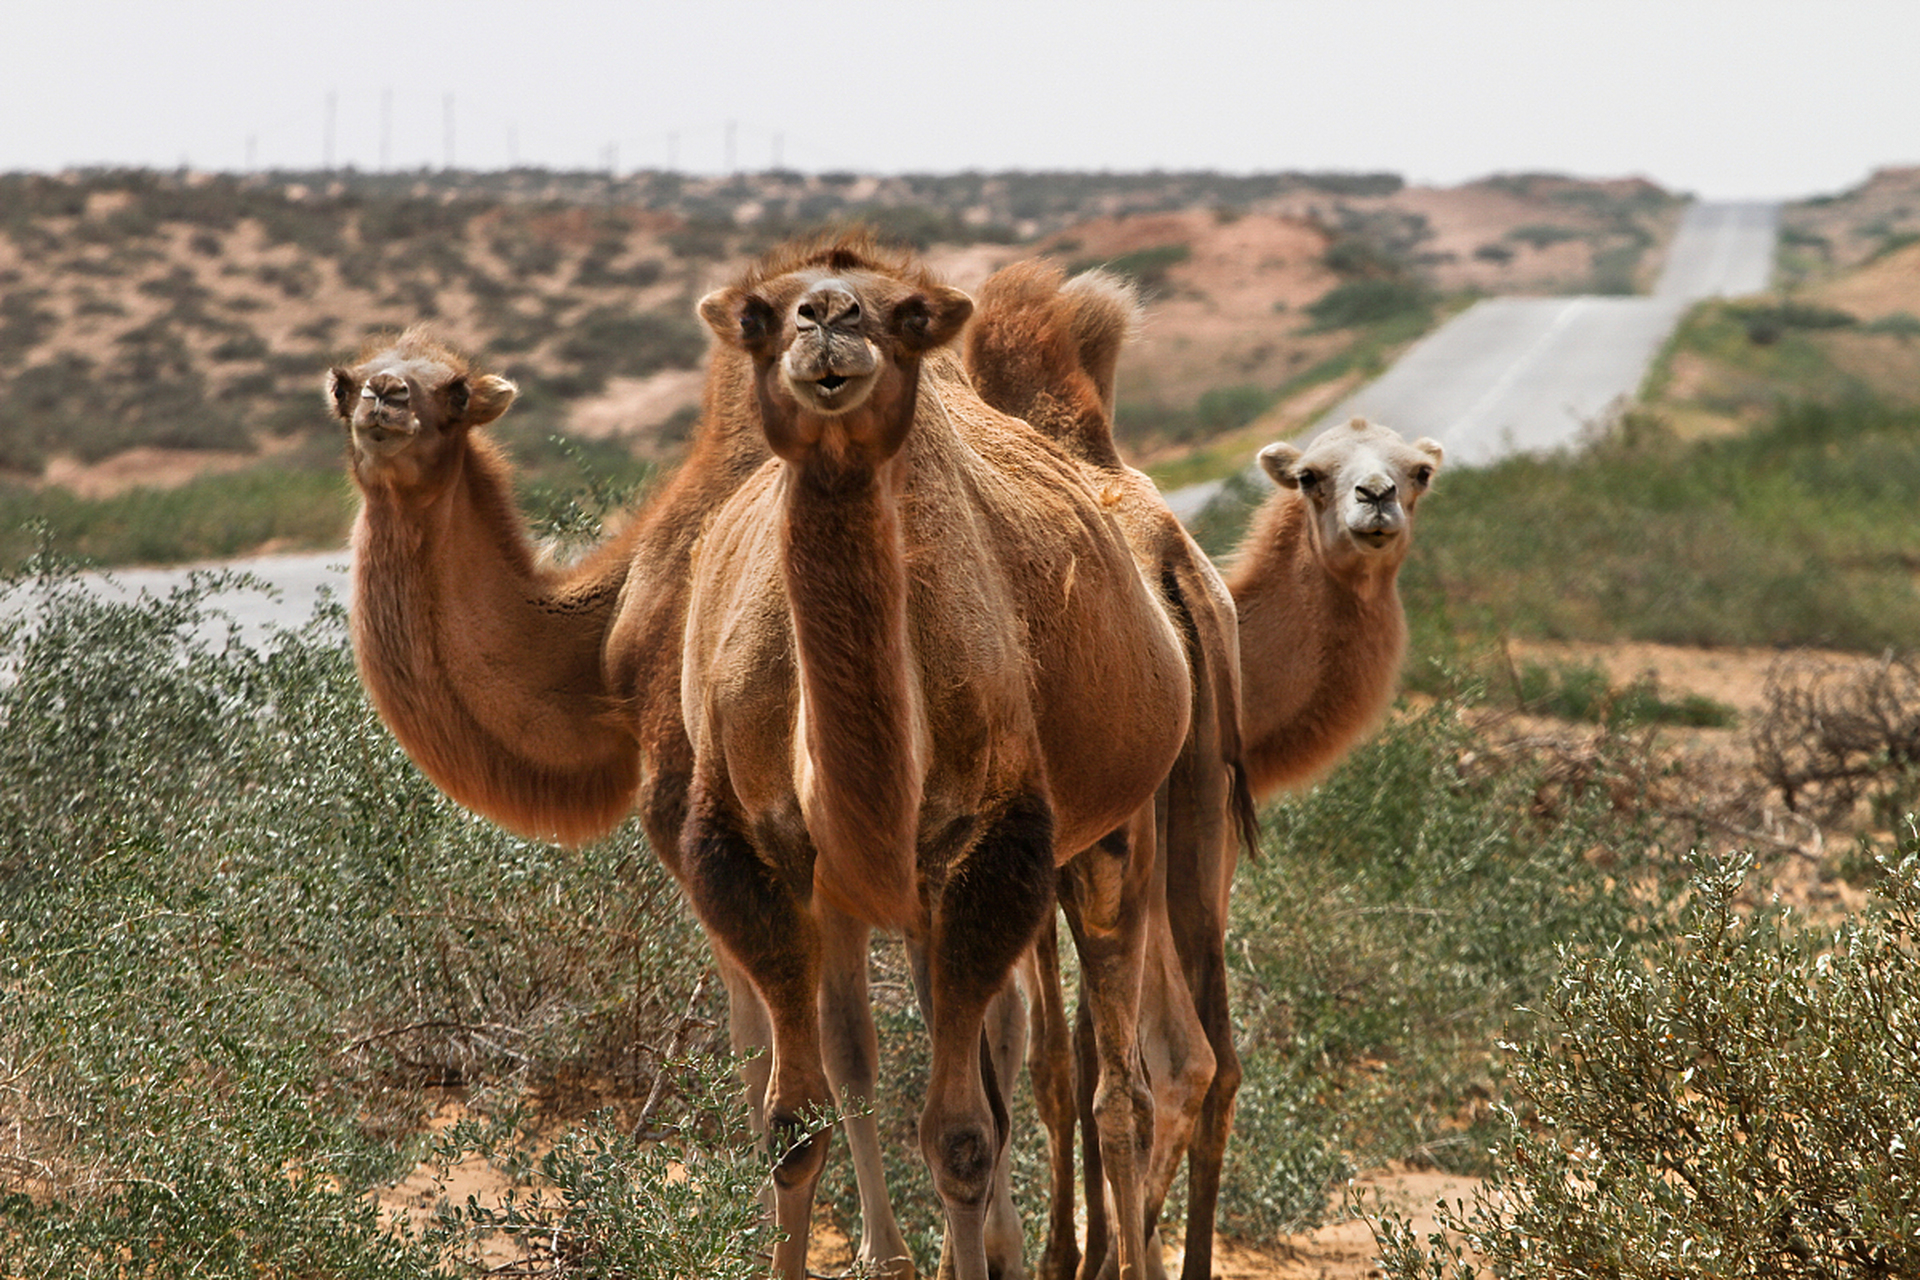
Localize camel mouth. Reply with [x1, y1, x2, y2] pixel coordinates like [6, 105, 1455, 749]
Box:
[787, 367, 876, 414]
[1351, 528, 1400, 550]
[352, 417, 420, 456]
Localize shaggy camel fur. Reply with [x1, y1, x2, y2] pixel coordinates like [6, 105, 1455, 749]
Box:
[331, 322, 923, 1275]
[1230, 417, 1444, 799]
[332, 232, 1195, 1280]
[964, 260, 1258, 1280]
[684, 236, 1193, 1280]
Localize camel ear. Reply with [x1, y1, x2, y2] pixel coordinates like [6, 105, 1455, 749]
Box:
[699, 288, 779, 355]
[325, 367, 359, 423]
[1258, 442, 1303, 489]
[1415, 437, 1444, 469]
[893, 286, 975, 355]
[459, 374, 518, 427]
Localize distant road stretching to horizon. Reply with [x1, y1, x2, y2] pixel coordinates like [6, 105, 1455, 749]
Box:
[1163, 199, 1780, 516]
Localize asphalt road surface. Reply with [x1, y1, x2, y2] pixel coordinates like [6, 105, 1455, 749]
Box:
[1163, 199, 1780, 516]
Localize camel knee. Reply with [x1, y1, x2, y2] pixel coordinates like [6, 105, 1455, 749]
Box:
[769, 1112, 830, 1192]
[1091, 1069, 1154, 1162]
[921, 1114, 1000, 1210]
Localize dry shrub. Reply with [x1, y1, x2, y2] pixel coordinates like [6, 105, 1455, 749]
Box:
[1753, 651, 1920, 827]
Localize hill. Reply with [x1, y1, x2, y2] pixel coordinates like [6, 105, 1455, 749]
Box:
[0, 166, 1679, 561]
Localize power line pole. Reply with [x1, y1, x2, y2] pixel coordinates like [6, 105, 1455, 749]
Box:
[443, 94, 456, 170]
[380, 88, 393, 170]
[725, 119, 736, 174]
[324, 90, 337, 169]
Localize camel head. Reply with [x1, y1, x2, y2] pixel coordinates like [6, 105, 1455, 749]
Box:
[697, 233, 973, 469]
[327, 329, 518, 490]
[1258, 417, 1443, 576]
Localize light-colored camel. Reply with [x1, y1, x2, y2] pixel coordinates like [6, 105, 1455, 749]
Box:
[331, 231, 1196, 1280]
[964, 260, 1258, 1280]
[1229, 416, 1444, 799]
[331, 322, 921, 1275]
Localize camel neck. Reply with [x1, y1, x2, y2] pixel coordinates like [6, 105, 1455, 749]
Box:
[777, 435, 926, 928]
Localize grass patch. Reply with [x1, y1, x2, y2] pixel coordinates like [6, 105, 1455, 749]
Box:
[1398, 398, 1920, 653]
[1219, 700, 1674, 1234]
[1511, 658, 1737, 729]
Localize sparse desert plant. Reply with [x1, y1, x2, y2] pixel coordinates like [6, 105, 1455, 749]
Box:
[1373, 845, 1920, 1280]
[1753, 650, 1920, 828]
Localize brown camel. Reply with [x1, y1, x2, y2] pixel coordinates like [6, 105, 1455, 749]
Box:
[683, 236, 1194, 1280]
[331, 232, 1195, 1280]
[331, 321, 921, 1275]
[1229, 416, 1444, 799]
[964, 260, 1258, 1280]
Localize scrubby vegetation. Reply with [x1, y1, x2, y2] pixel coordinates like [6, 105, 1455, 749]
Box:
[0, 555, 1699, 1275]
[1375, 846, 1920, 1279]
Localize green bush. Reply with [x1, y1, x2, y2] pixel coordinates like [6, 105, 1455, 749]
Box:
[1068, 242, 1192, 293]
[1375, 846, 1920, 1279]
[1306, 278, 1435, 331]
[0, 561, 751, 1276]
[1220, 701, 1669, 1235]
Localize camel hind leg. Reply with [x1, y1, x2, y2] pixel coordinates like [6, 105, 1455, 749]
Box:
[1018, 918, 1082, 1280]
[921, 790, 1057, 1280]
[1058, 813, 1158, 1280]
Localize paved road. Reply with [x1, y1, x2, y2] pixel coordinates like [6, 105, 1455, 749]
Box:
[1164, 199, 1780, 516]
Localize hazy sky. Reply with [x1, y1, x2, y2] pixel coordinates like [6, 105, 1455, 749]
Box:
[7, 0, 1913, 200]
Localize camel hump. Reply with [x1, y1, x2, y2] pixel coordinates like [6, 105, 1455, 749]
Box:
[966, 259, 1140, 468]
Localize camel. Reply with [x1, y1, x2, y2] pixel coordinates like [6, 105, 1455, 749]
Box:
[1229, 416, 1444, 799]
[330, 322, 923, 1275]
[331, 232, 1196, 1280]
[680, 236, 1195, 1280]
[964, 260, 1258, 1280]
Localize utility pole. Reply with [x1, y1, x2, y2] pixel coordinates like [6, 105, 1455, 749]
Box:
[725, 119, 736, 174]
[380, 88, 393, 170]
[324, 90, 337, 169]
[443, 94, 456, 170]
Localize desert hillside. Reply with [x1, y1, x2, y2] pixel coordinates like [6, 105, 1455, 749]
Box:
[0, 166, 1680, 505]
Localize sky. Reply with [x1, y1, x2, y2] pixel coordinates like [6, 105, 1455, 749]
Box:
[6, 0, 1914, 201]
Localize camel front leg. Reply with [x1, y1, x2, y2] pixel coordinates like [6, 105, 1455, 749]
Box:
[819, 907, 917, 1279]
[922, 790, 1056, 1280]
[715, 952, 777, 1226]
[1058, 816, 1157, 1280]
[683, 800, 833, 1280]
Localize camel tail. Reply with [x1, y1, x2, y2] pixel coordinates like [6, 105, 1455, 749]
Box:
[1229, 758, 1262, 863]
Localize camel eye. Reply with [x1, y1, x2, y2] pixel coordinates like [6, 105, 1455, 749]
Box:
[1295, 469, 1320, 491]
[1413, 465, 1434, 487]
